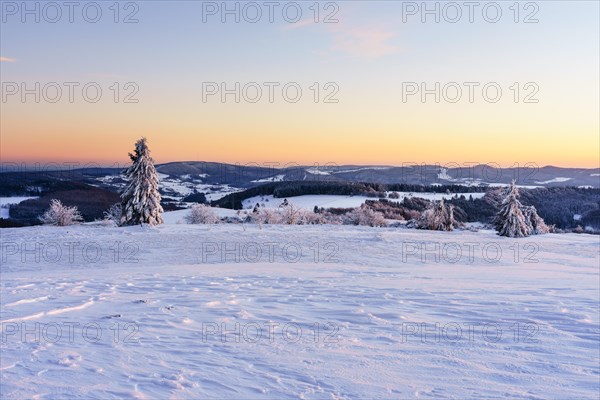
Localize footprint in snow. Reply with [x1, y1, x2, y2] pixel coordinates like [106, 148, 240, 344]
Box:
[56, 353, 82, 367]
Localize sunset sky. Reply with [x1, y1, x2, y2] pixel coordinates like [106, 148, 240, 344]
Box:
[1, 1, 598, 168]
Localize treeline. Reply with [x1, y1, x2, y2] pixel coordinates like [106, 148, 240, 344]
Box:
[213, 181, 600, 230]
[8, 185, 120, 226]
[520, 187, 600, 229]
[0, 172, 80, 196]
[212, 181, 488, 209]
[445, 187, 600, 229]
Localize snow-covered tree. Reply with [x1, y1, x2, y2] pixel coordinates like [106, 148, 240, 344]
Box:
[495, 182, 532, 237]
[120, 137, 164, 226]
[40, 199, 83, 226]
[523, 205, 550, 235]
[185, 204, 219, 224]
[416, 198, 462, 231]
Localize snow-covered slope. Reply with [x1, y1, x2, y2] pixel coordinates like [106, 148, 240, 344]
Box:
[1, 220, 598, 398]
[242, 192, 486, 210]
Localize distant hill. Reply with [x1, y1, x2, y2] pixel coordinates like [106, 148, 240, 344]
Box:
[2, 162, 598, 201]
[151, 162, 599, 188]
[1, 162, 598, 228]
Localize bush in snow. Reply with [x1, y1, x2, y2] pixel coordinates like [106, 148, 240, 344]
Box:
[344, 205, 387, 227]
[494, 181, 550, 237]
[185, 204, 219, 224]
[300, 210, 329, 225]
[103, 203, 122, 225]
[40, 199, 83, 226]
[120, 137, 164, 226]
[416, 199, 462, 231]
[250, 203, 337, 226]
[252, 208, 283, 225]
[279, 203, 304, 225]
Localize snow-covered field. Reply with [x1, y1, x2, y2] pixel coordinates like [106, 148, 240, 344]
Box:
[1, 217, 598, 398]
[242, 192, 486, 211]
[156, 173, 241, 202]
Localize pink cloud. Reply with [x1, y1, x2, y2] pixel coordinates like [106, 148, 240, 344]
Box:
[329, 25, 398, 58]
[0, 56, 17, 62]
[282, 18, 316, 30]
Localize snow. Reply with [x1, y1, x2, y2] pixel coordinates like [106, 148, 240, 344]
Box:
[0, 197, 39, 219]
[437, 168, 455, 181]
[534, 177, 572, 184]
[435, 169, 548, 188]
[0, 197, 39, 207]
[181, 174, 208, 180]
[1, 218, 598, 398]
[486, 182, 542, 189]
[159, 178, 195, 196]
[156, 174, 241, 202]
[305, 168, 330, 176]
[201, 185, 241, 202]
[161, 208, 243, 224]
[331, 167, 392, 174]
[251, 174, 285, 183]
[242, 193, 486, 210]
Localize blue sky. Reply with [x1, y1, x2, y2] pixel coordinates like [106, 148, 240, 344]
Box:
[1, 1, 599, 166]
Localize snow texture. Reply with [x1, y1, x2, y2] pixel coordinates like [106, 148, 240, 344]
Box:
[1, 217, 598, 399]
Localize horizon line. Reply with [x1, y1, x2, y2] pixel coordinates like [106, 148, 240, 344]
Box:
[1, 160, 599, 171]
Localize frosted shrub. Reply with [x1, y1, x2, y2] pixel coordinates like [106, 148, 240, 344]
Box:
[248, 204, 357, 226]
[40, 199, 83, 226]
[253, 208, 283, 225]
[416, 199, 462, 231]
[573, 225, 585, 234]
[280, 203, 303, 225]
[345, 205, 387, 227]
[103, 203, 122, 225]
[185, 204, 219, 224]
[300, 210, 328, 225]
[321, 212, 344, 225]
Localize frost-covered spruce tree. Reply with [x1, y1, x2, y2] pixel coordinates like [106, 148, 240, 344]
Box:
[523, 205, 550, 235]
[495, 181, 531, 237]
[120, 137, 164, 226]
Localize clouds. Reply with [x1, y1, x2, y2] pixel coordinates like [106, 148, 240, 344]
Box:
[281, 8, 399, 59]
[329, 25, 398, 58]
[0, 56, 17, 62]
[282, 18, 317, 31]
